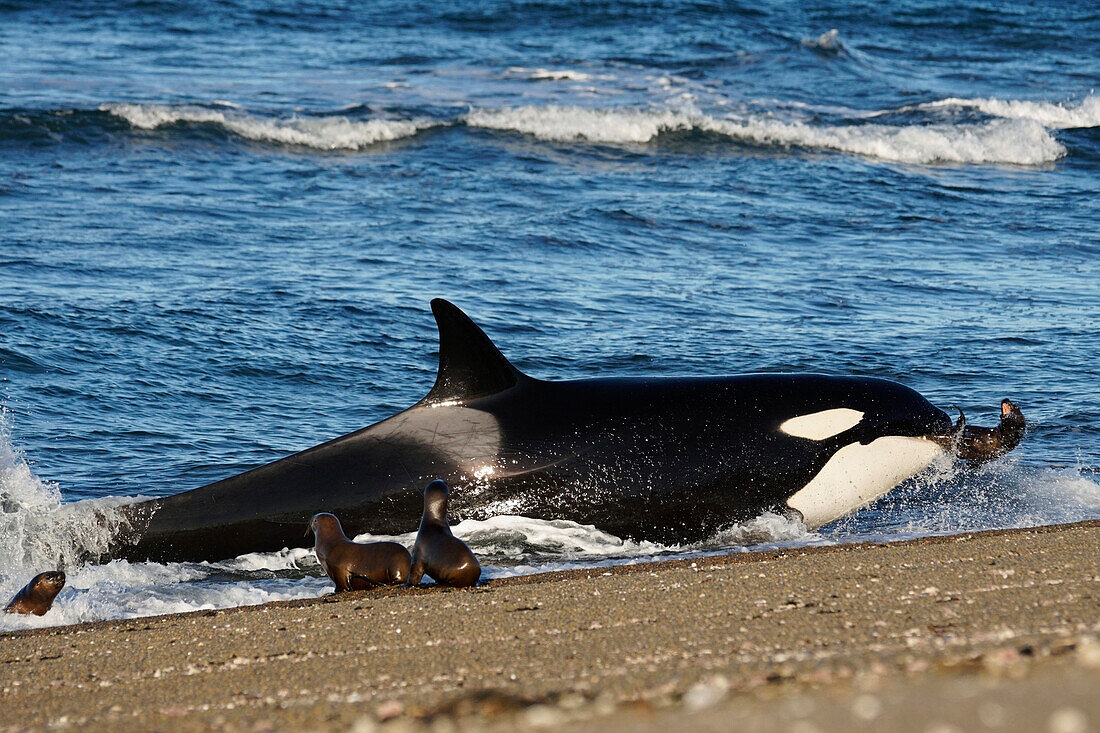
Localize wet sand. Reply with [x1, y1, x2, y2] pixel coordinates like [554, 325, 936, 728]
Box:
[1, 521, 1098, 732]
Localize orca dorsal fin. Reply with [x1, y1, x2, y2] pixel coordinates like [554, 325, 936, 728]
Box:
[424, 299, 526, 404]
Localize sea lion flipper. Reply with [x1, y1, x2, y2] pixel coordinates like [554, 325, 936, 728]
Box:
[391, 549, 412, 584]
[337, 568, 353, 592]
[406, 559, 425, 587]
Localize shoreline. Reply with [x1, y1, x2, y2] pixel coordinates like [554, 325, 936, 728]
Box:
[4, 519, 1096, 641]
[1, 519, 1097, 731]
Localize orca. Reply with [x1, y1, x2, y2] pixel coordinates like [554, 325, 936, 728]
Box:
[114, 299, 990, 563]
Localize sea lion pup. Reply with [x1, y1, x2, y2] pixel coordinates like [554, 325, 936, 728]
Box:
[952, 399, 1027, 463]
[307, 513, 412, 592]
[408, 479, 481, 588]
[5, 571, 66, 616]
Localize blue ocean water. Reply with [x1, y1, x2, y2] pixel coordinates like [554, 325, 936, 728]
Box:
[1, 0, 1098, 627]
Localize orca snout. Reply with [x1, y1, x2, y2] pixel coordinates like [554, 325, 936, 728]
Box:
[872, 396, 954, 442]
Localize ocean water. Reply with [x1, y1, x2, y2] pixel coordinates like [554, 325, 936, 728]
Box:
[2, 0, 1098, 630]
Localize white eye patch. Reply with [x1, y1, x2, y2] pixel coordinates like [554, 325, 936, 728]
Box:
[779, 408, 864, 440]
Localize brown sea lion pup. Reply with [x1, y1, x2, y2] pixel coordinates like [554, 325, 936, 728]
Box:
[408, 479, 481, 588]
[953, 399, 1027, 463]
[307, 513, 412, 592]
[5, 571, 66, 616]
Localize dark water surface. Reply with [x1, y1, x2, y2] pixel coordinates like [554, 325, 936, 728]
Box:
[1, 0, 1098, 626]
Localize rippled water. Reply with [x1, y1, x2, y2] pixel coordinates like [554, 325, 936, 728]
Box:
[2, 0, 1098, 628]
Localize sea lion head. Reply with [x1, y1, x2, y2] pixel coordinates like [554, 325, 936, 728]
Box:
[423, 479, 450, 522]
[5, 571, 67, 616]
[998, 398, 1026, 449]
[34, 571, 66, 596]
[1001, 399, 1024, 422]
[307, 512, 344, 540]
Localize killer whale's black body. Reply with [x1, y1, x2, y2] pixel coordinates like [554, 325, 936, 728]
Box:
[117, 299, 954, 563]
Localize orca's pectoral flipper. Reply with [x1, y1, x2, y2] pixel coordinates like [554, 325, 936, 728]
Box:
[424, 299, 529, 404]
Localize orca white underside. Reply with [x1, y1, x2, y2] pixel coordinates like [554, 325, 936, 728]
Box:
[786, 436, 947, 529]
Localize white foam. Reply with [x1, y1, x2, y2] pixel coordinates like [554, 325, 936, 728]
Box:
[0, 414, 139, 575]
[353, 512, 811, 582]
[465, 105, 694, 143]
[465, 105, 1065, 164]
[0, 417, 328, 632]
[802, 29, 844, 52]
[216, 546, 317, 573]
[922, 95, 1100, 130]
[706, 511, 812, 546]
[698, 115, 1064, 165]
[0, 547, 329, 632]
[102, 103, 432, 150]
[1, 568, 330, 631]
[99, 98, 1071, 165]
[911, 461, 1100, 534]
[506, 67, 593, 82]
[354, 514, 673, 565]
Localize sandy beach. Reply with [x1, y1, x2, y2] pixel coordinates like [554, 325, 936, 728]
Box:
[1, 520, 1097, 732]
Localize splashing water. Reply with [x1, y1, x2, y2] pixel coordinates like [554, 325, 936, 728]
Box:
[0, 414, 138, 574]
[0, 415, 327, 630]
[354, 514, 683, 578]
[919, 95, 1100, 130]
[824, 457, 1100, 542]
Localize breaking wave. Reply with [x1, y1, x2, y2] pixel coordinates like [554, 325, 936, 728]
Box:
[919, 95, 1100, 130]
[101, 103, 434, 150]
[0, 98, 1069, 165]
[465, 105, 691, 143]
[465, 105, 1065, 164]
